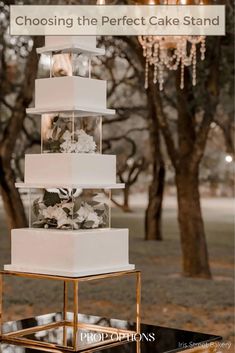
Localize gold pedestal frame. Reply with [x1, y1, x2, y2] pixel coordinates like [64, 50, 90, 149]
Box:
[0, 270, 141, 352]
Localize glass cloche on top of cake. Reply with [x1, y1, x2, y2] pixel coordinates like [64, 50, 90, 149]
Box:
[37, 36, 105, 56]
[37, 36, 105, 79]
[41, 113, 102, 154]
[50, 52, 90, 78]
[29, 188, 111, 230]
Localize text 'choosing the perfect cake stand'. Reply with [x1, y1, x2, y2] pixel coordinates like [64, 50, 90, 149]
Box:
[0, 36, 141, 352]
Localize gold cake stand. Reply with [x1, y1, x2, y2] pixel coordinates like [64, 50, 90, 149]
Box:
[0, 269, 141, 352]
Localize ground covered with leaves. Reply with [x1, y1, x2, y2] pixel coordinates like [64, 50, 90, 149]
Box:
[0, 197, 234, 352]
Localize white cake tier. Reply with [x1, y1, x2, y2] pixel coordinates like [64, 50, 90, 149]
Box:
[27, 77, 115, 116]
[5, 228, 135, 277]
[36, 77, 105, 110]
[25, 154, 116, 185]
[37, 36, 105, 56]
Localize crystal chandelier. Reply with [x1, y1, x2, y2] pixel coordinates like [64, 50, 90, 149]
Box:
[138, 0, 206, 90]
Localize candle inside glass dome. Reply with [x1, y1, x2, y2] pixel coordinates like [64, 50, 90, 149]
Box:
[50, 52, 91, 78]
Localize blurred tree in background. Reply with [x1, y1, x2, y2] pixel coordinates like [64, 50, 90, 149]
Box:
[121, 0, 234, 278]
[96, 36, 165, 240]
[0, 1, 43, 229]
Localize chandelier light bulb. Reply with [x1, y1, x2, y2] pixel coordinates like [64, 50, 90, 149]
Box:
[97, 0, 106, 4]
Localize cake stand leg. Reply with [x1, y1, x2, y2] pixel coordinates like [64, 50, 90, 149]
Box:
[136, 339, 141, 353]
[73, 281, 79, 350]
[0, 273, 3, 336]
[136, 272, 141, 335]
[63, 280, 69, 346]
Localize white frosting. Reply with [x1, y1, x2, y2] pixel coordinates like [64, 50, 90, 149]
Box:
[25, 154, 116, 185]
[35, 77, 107, 111]
[6, 228, 134, 277]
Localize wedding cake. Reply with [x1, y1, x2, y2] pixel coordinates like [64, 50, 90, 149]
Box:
[5, 36, 135, 277]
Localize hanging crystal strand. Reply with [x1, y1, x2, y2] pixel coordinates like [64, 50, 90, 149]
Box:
[159, 62, 164, 91]
[143, 46, 147, 58]
[145, 38, 154, 89]
[139, 37, 147, 63]
[153, 41, 159, 84]
[175, 38, 182, 71]
[158, 39, 165, 90]
[200, 37, 206, 60]
[176, 45, 181, 71]
[153, 62, 158, 85]
[180, 37, 185, 71]
[180, 59, 184, 89]
[192, 45, 197, 86]
[145, 59, 149, 89]
[161, 39, 169, 71]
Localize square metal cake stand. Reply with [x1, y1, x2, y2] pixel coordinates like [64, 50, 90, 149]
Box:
[0, 269, 141, 352]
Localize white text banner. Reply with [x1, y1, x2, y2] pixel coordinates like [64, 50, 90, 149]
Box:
[10, 5, 225, 36]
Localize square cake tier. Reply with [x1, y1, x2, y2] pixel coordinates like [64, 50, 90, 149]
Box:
[25, 154, 116, 185]
[5, 228, 134, 277]
[35, 77, 107, 111]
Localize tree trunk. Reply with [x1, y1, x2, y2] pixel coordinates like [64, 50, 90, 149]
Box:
[145, 159, 165, 240]
[176, 169, 211, 278]
[0, 157, 27, 230]
[145, 90, 165, 241]
[0, 36, 42, 231]
[122, 186, 132, 213]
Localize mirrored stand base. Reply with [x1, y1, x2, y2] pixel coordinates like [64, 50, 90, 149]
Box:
[0, 312, 222, 353]
[0, 270, 141, 352]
